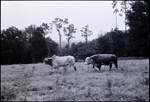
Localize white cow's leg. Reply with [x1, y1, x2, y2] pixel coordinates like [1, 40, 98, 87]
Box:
[53, 64, 59, 73]
[64, 66, 67, 72]
[73, 64, 76, 71]
[72, 63, 76, 71]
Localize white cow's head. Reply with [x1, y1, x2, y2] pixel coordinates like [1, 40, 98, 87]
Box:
[43, 57, 53, 66]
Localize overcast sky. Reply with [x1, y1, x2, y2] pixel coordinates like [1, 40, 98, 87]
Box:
[1, 1, 126, 42]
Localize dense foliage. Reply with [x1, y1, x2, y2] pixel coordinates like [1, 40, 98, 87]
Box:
[126, 1, 149, 56]
[67, 29, 126, 60]
[1, 26, 58, 65]
[1, 1, 149, 65]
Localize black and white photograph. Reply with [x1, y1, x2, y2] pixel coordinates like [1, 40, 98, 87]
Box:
[1, 1, 149, 101]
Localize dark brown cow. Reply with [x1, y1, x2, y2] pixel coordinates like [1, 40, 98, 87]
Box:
[85, 54, 118, 71]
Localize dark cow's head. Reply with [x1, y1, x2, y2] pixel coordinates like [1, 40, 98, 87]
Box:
[43, 58, 53, 66]
[85, 57, 95, 65]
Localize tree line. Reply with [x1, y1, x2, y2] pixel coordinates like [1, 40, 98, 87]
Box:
[1, 1, 149, 65]
[1, 25, 59, 64]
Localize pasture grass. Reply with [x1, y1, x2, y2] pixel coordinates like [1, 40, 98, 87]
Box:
[1, 59, 149, 101]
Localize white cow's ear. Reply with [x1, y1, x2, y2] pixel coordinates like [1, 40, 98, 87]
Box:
[52, 55, 56, 60]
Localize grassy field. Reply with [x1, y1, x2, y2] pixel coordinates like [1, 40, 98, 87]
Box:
[1, 59, 149, 101]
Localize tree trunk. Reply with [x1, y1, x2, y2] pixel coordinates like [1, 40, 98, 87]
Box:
[115, 12, 117, 29]
[125, 1, 127, 33]
[115, 10, 118, 57]
[115, 31, 118, 57]
[68, 38, 70, 55]
[59, 35, 62, 56]
[85, 36, 88, 44]
[124, 1, 127, 56]
[57, 29, 62, 56]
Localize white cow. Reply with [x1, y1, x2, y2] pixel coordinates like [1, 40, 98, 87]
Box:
[43, 55, 76, 71]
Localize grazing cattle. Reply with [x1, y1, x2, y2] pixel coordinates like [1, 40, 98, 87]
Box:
[85, 54, 118, 71]
[43, 55, 76, 71]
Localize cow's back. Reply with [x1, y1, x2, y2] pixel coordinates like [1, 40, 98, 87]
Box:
[90, 54, 116, 65]
[52, 55, 75, 66]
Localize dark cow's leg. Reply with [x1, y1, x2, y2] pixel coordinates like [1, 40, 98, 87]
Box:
[113, 61, 118, 69]
[99, 66, 101, 71]
[115, 63, 118, 69]
[97, 64, 101, 71]
[113, 58, 118, 69]
[109, 63, 112, 71]
[93, 65, 95, 68]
